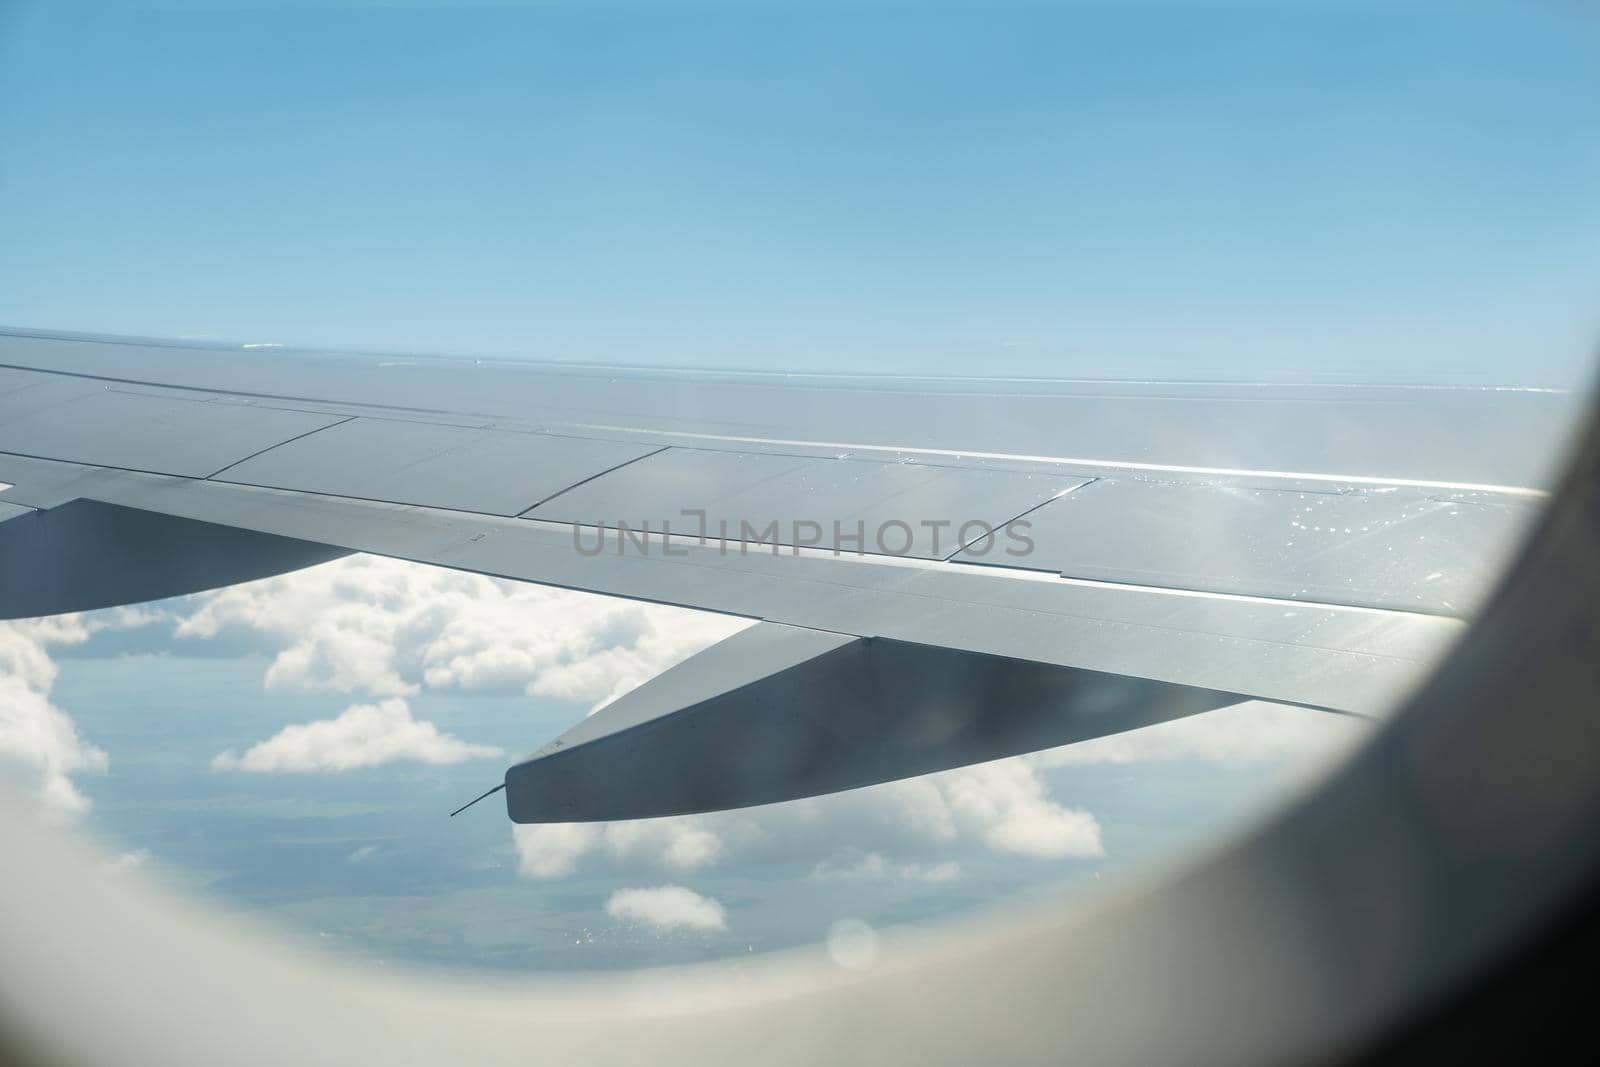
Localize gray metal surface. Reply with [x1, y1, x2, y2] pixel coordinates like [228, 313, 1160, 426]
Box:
[0, 366, 38, 395]
[0, 329, 1578, 490]
[0, 500, 32, 524]
[0, 384, 346, 478]
[0, 370, 102, 424]
[539, 623, 855, 754]
[0, 456, 1460, 715]
[0, 451, 151, 510]
[505, 621, 1242, 822]
[0, 499, 349, 619]
[958, 479, 1535, 615]
[530, 446, 1087, 558]
[218, 416, 658, 516]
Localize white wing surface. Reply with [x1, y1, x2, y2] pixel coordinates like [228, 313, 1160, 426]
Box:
[0, 329, 1564, 820]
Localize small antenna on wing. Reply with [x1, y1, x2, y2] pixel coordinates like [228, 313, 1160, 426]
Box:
[449, 782, 506, 818]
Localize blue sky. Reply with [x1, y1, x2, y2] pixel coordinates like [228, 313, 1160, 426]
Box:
[1, 1, 1597, 382]
[0, 1, 1594, 973]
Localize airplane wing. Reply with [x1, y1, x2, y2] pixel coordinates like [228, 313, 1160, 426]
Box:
[0, 328, 1567, 821]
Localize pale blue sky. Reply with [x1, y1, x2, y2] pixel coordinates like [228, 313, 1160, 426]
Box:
[2, 1, 1597, 382]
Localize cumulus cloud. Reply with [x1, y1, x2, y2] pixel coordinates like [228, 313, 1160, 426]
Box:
[514, 823, 604, 879]
[212, 698, 502, 773]
[0, 618, 111, 820]
[939, 757, 1106, 859]
[174, 555, 749, 710]
[605, 886, 727, 931]
[514, 817, 727, 880]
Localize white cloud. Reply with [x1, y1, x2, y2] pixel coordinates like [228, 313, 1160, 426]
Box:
[176, 557, 443, 696]
[939, 758, 1104, 859]
[0, 619, 111, 820]
[212, 698, 502, 773]
[514, 823, 601, 879]
[514, 817, 727, 879]
[605, 886, 727, 931]
[173, 555, 750, 711]
[0, 676, 108, 820]
[601, 818, 727, 871]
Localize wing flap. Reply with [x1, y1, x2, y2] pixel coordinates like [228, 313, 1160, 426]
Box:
[505, 621, 1243, 822]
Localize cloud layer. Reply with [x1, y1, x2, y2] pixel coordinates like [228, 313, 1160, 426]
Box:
[2, 556, 750, 806]
[172, 555, 751, 771]
[3, 552, 1362, 902]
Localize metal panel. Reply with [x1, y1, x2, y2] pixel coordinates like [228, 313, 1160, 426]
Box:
[0, 501, 32, 524]
[0, 452, 139, 510]
[0, 371, 102, 424]
[219, 417, 658, 516]
[1, 328, 1577, 493]
[531, 449, 810, 526]
[0, 367, 48, 396]
[0, 390, 347, 478]
[956, 479, 1534, 614]
[856, 464, 1088, 558]
[75, 471, 1462, 714]
[529, 447, 1087, 559]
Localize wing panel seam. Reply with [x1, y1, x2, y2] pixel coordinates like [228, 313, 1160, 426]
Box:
[515, 445, 672, 516]
[204, 415, 357, 479]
